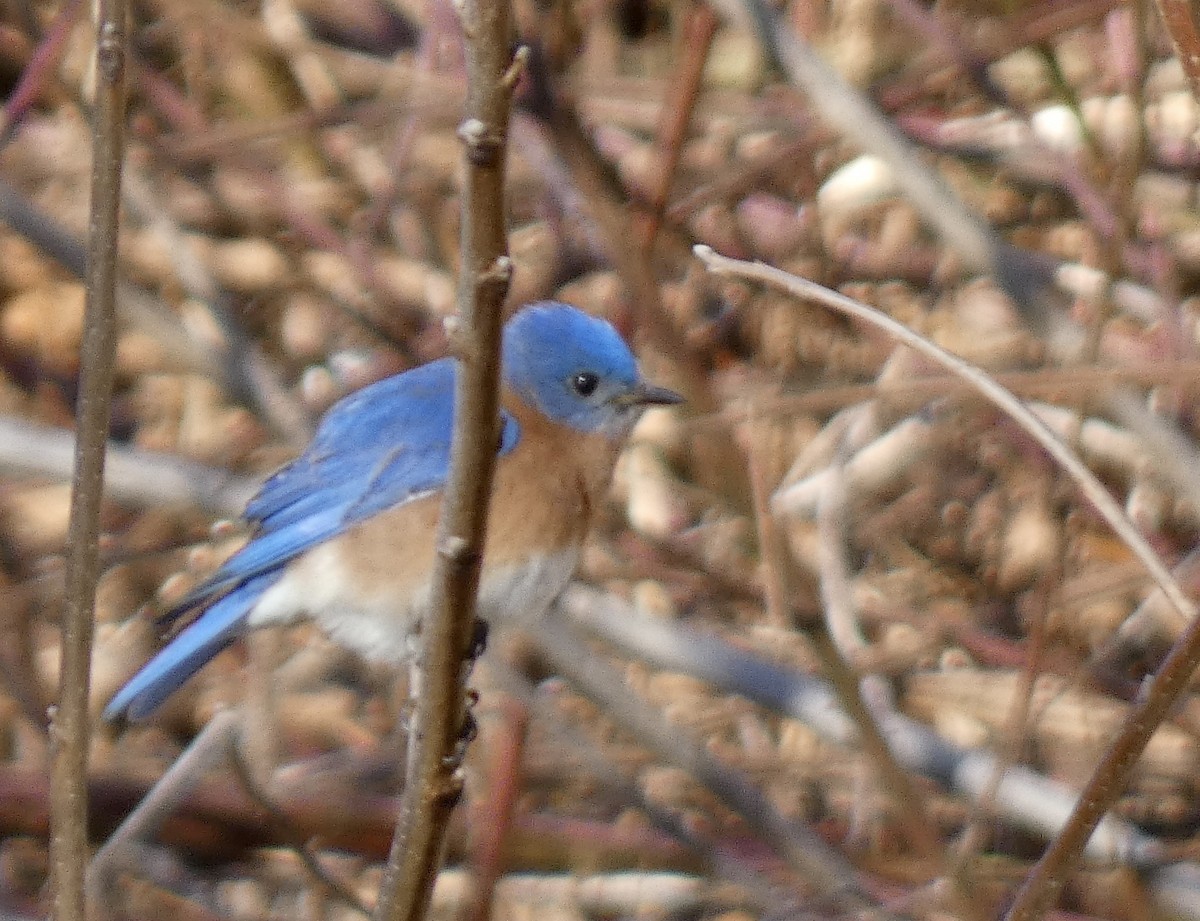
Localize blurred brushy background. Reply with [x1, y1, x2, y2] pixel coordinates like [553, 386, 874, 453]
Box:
[4, 0, 1200, 918]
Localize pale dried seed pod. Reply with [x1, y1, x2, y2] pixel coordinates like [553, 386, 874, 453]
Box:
[280, 294, 331, 361]
[217, 879, 272, 921]
[1079, 417, 1149, 475]
[816, 155, 898, 221]
[118, 228, 174, 285]
[779, 404, 879, 486]
[688, 202, 745, 257]
[156, 571, 194, 607]
[1127, 479, 1170, 533]
[506, 222, 562, 309]
[209, 238, 290, 293]
[774, 415, 933, 518]
[2, 282, 84, 374]
[961, 487, 1005, 564]
[212, 169, 282, 227]
[277, 689, 377, 750]
[632, 580, 677, 620]
[91, 619, 153, 716]
[621, 442, 687, 539]
[374, 256, 455, 315]
[3, 485, 72, 555]
[996, 490, 1061, 592]
[299, 365, 339, 411]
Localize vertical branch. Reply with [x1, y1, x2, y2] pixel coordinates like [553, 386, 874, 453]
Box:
[373, 3, 518, 920]
[50, 1, 128, 919]
[635, 4, 718, 251]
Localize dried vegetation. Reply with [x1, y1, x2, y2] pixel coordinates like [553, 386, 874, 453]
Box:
[3, 0, 1200, 918]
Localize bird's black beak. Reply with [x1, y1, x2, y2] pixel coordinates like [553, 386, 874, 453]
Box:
[622, 382, 685, 408]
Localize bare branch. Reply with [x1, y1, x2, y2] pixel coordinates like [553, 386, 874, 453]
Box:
[695, 246, 1200, 921]
[527, 612, 894, 917]
[49, 1, 128, 919]
[696, 246, 1195, 633]
[372, 3, 517, 919]
[0, 416, 256, 516]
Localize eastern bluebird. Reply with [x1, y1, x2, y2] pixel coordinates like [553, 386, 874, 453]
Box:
[104, 303, 682, 722]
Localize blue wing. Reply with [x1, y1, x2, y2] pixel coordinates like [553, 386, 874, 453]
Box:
[104, 359, 521, 721]
[103, 572, 280, 721]
[169, 359, 521, 612]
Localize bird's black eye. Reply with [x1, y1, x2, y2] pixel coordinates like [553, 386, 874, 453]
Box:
[572, 371, 599, 397]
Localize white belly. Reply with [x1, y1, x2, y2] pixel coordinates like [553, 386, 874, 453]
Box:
[248, 542, 579, 662]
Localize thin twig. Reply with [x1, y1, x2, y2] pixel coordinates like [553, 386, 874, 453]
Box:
[636, 4, 718, 251]
[372, 4, 518, 920]
[227, 736, 373, 917]
[1151, 0, 1200, 101]
[120, 170, 312, 445]
[462, 688, 527, 921]
[744, 402, 946, 862]
[0, 177, 228, 381]
[555, 587, 1200, 905]
[811, 446, 945, 863]
[50, 2, 128, 919]
[695, 247, 1200, 921]
[0, 416, 257, 516]
[721, 0, 1068, 343]
[696, 246, 1195, 633]
[489, 659, 798, 914]
[518, 50, 753, 514]
[529, 612, 892, 917]
[0, 0, 85, 145]
[89, 711, 241, 902]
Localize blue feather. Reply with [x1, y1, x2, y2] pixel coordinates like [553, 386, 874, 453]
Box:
[160, 362, 519, 623]
[106, 302, 670, 722]
[103, 572, 282, 722]
[108, 358, 521, 720]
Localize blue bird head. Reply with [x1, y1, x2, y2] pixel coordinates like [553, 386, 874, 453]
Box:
[502, 303, 682, 436]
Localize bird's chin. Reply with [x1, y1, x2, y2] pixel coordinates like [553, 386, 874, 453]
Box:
[601, 408, 645, 442]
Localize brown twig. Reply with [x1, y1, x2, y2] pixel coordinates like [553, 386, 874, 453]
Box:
[811, 451, 945, 864]
[491, 659, 797, 913]
[0, 0, 84, 145]
[697, 247, 1194, 633]
[557, 585, 1154, 853]
[0, 177, 229, 382]
[1152, 0, 1200, 102]
[371, 4, 518, 920]
[518, 50, 753, 514]
[728, 0, 1069, 345]
[350, 3, 460, 256]
[49, 1, 128, 919]
[694, 247, 1200, 921]
[120, 170, 312, 446]
[130, 55, 425, 351]
[635, 4, 718, 251]
[527, 612, 893, 917]
[1003, 601, 1200, 921]
[744, 402, 946, 864]
[0, 759, 697, 871]
[227, 735, 373, 917]
[463, 687, 527, 921]
[89, 711, 241, 903]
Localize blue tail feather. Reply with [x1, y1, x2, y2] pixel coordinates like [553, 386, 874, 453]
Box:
[103, 572, 281, 722]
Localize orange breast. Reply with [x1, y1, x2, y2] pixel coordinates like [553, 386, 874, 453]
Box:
[324, 387, 621, 600]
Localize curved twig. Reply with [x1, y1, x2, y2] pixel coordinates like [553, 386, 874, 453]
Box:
[695, 246, 1194, 631]
[694, 246, 1200, 921]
